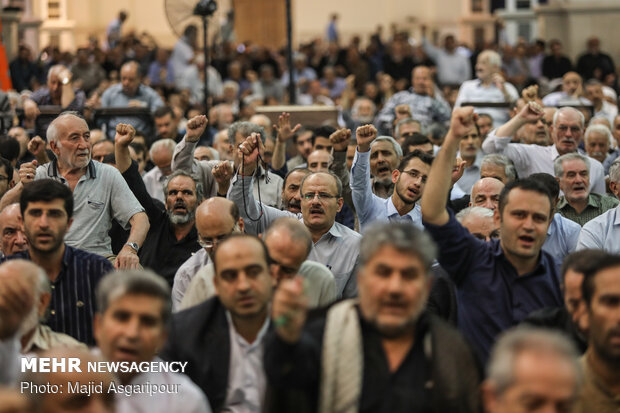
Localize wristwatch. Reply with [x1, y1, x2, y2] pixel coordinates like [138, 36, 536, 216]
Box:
[62, 77, 71, 85]
[125, 242, 140, 253]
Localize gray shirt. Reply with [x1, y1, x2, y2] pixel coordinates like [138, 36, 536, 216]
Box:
[100, 83, 164, 136]
[229, 174, 361, 298]
[577, 205, 620, 253]
[34, 160, 145, 256]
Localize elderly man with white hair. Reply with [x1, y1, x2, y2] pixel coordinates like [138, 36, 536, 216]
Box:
[584, 123, 612, 164]
[578, 159, 620, 252]
[454, 50, 519, 127]
[143, 138, 177, 203]
[455, 206, 499, 242]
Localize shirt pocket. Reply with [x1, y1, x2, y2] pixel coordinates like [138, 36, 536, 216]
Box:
[87, 199, 105, 210]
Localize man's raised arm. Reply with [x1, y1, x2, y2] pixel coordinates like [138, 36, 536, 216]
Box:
[271, 112, 301, 171]
[421, 107, 476, 226]
[481, 101, 544, 154]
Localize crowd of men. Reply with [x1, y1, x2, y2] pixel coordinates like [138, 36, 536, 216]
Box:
[0, 14, 619, 413]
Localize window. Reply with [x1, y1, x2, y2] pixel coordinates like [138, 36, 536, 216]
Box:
[47, 0, 61, 19]
[516, 0, 531, 9]
[472, 0, 484, 13]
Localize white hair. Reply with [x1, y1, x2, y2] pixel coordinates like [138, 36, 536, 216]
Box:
[149, 138, 176, 159]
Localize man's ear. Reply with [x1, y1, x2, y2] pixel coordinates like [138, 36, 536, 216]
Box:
[38, 292, 51, 318]
[392, 169, 400, 185]
[67, 217, 74, 231]
[49, 140, 60, 156]
[336, 197, 343, 213]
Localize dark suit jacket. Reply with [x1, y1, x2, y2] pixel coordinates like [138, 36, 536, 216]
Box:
[160, 297, 231, 412]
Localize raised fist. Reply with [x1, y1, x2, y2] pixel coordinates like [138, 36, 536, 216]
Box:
[114, 123, 136, 147]
[356, 124, 378, 152]
[329, 128, 352, 152]
[186, 115, 209, 143]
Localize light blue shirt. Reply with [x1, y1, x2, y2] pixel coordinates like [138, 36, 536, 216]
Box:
[543, 213, 581, 271]
[577, 205, 620, 252]
[228, 174, 361, 298]
[350, 150, 423, 233]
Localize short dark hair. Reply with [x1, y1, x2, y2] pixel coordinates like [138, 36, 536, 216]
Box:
[398, 150, 433, 171]
[529, 173, 559, 200]
[313, 125, 337, 140]
[0, 156, 13, 182]
[0, 136, 20, 163]
[581, 253, 620, 306]
[498, 178, 553, 218]
[561, 249, 611, 284]
[20, 179, 74, 219]
[129, 142, 147, 157]
[282, 167, 311, 190]
[401, 133, 432, 155]
[212, 234, 271, 275]
[292, 128, 315, 146]
[154, 106, 175, 120]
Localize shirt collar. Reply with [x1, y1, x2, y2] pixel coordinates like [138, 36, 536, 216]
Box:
[327, 222, 345, 238]
[614, 205, 620, 226]
[225, 310, 270, 349]
[47, 159, 97, 180]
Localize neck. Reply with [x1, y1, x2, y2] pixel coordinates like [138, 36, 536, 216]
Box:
[172, 220, 195, 241]
[480, 77, 492, 86]
[587, 348, 620, 393]
[57, 162, 87, 178]
[29, 244, 65, 282]
[568, 197, 589, 214]
[231, 311, 267, 344]
[392, 192, 415, 216]
[501, 242, 539, 276]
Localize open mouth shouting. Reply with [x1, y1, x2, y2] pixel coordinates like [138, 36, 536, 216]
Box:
[309, 206, 325, 218]
[518, 234, 535, 248]
[376, 164, 391, 177]
[287, 200, 301, 214]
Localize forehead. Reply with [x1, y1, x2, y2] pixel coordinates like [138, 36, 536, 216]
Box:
[481, 163, 505, 175]
[461, 214, 494, 230]
[402, 157, 430, 172]
[156, 113, 172, 122]
[302, 173, 338, 193]
[564, 74, 580, 83]
[477, 116, 492, 125]
[56, 116, 89, 137]
[168, 175, 196, 190]
[314, 136, 330, 144]
[106, 293, 164, 316]
[365, 245, 426, 269]
[592, 265, 620, 293]
[25, 198, 65, 211]
[197, 210, 234, 234]
[473, 179, 503, 197]
[0, 209, 21, 226]
[399, 122, 420, 133]
[371, 141, 396, 154]
[505, 188, 551, 211]
[215, 238, 266, 270]
[308, 151, 330, 162]
[555, 111, 581, 126]
[121, 65, 138, 77]
[297, 131, 313, 142]
[561, 158, 588, 171]
[587, 132, 608, 142]
[285, 171, 308, 187]
[413, 68, 429, 78]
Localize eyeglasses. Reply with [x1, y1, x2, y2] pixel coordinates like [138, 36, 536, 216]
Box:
[556, 125, 581, 134]
[198, 225, 236, 249]
[302, 192, 338, 201]
[400, 169, 427, 183]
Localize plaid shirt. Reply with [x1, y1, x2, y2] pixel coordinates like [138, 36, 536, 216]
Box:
[557, 193, 619, 226]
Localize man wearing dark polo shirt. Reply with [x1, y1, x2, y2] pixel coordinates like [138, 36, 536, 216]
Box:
[421, 107, 562, 362]
[4, 179, 113, 345]
[114, 124, 201, 286]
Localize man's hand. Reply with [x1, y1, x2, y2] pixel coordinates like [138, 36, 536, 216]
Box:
[238, 133, 265, 176]
[521, 85, 539, 102]
[517, 101, 544, 123]
[212, 160, 234, 189]
[18, 160, 37, 185]
[448, 107, 477, 140]
[451, 157, 467, 185]
[329, 128, 352, 152]
[356, 124, 378, 152]
[23, 99, 40, 120]
[27, 136, 46, 157]
[186, 115, 208, 143]
[0, 270, 35, 339]
[272, 277, 308, 344]
[492, 73, 506, 91]
[273, 112, 301, 143]
[114, 123, 136, 147]
[115, 246, 140, 270]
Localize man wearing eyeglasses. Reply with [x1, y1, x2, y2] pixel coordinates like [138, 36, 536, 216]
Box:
[351, 124, 433, 232]
[231, 133, 361, 299]
[171, 197, 244, 310]
[482, 103, 607, 194]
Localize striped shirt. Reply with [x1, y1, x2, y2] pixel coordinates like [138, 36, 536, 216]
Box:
[4, 245, 113, 345]
[557, 193, 619, 227]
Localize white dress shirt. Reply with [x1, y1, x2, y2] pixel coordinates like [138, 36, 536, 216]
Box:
[222, 313, 269, 413]
[482, 130, 606, 195]
[143, 167, 166, 203]
[454, 79, 519, 127]
[577, 205, 620, 252]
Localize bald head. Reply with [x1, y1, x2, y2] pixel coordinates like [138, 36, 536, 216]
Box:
[196, 198, 243, 259]
[0, 204, 28, 256]
[471, 177, 505, 210]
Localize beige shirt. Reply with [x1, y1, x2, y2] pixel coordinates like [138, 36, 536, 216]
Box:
[22, 324, 88, 354]
[573, 352, 620, 413]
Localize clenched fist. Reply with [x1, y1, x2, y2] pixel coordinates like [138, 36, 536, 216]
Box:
[19, 160, 38, 185]
[329, 128, 352, 152]
[356, 124, 378, 152]
[115, 123, 136, 147]
[186, 115, 208, 143]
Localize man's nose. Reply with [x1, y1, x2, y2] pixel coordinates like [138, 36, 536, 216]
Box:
[15, 230, 27, 246]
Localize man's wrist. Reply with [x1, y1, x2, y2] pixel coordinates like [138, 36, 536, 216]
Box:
[124, 242, 140, 253]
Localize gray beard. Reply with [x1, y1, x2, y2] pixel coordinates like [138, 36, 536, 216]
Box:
[167, 210, 195, 225]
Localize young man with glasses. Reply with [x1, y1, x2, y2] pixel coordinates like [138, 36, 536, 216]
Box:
[351, 124, 433, 232]
[231, 133, 361, 299]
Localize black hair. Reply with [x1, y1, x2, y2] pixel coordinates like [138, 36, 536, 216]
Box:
[313, 125, 337, 140]
[582, 252, 620, 306]
[0, 136, 20, 163]
[398, 150, 433, 170]
[0, 156, 13, 182]
[154, 106, 176, 120]
[282, 167, 311, 190]
[20, 179, 74, 219]
[212, 233, 271, 275]
[401, 133, 432, 156]
[497, 178, 553, 218]
[561, 249, 611, 284]
[529, 173, 559, 200]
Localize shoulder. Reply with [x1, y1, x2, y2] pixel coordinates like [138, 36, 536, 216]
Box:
[101, 84, 121, 96]
[172, 296, 223, 327]
[333, 222, 361, 240]
[67, 246, 113, 270]
[176, 249, 208, 274]
[299, 261, 334, 280]
[557, 214, 582, 234]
